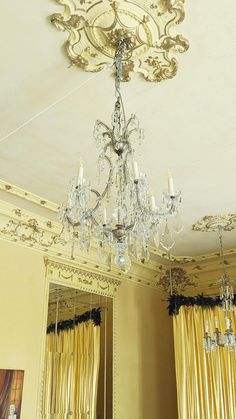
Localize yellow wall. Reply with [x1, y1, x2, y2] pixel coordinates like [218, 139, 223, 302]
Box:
[0, 240, 46, 418]
[116, 281, 178, 419]
[0, 239, 177, 419]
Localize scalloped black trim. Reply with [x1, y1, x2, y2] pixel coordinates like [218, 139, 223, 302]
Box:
[167, 293, 236, 316]
[47, 308, 101, 334]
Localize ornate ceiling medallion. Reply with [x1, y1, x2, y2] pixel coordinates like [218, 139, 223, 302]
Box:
[193, 215, 236, 233]
[50, 0, 189, 82]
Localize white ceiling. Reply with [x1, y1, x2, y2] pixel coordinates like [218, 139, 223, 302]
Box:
[0, 0, 236, 257]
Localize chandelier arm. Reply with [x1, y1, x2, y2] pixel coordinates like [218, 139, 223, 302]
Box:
[125, 127, 139, 139]
[90, 155, 113, 215]
[65, 214, 80, 228]
[64, 154, 113, 229]
[96, 120, 113, 134]
[65, 209, 99, 230]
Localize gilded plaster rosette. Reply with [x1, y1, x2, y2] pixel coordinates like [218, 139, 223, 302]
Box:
[192, 215, 236, 232]
[50, 0, 189, 82]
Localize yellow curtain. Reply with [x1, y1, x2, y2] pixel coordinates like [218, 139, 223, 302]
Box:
[42, 320, 100, 419]
[173, 305, 236, 419]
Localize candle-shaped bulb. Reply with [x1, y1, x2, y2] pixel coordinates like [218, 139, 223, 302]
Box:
[168, 170, 174, 196]
[226, 317, 231, 330]
[77, 158, 84, 185]
[133, 160, 139, 181]
[150, 195, 156, 212]
[215, 316, 218, 329]
[205, 320, 209, 334]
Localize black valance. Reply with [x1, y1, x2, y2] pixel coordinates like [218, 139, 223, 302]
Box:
[167, 293, 236, 316]
[47, 307, 101, 334]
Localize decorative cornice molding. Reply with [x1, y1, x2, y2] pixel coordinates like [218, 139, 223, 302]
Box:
[5, 178, 234, 265]
[45, 257, 121, 297]
[0, 178, 59, 212]
[0, 198, 160, 288]
[50, 0, 189, 82]
[45, 257, 121, 287]
[0, 183, 236, 294]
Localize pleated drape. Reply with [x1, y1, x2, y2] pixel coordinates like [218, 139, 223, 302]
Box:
[42, 320, 100, 419]
[173, 306, 236, 419]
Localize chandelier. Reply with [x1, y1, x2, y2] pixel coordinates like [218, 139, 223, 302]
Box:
[203, 226, 236, 352]
[59, 37, 183, 272]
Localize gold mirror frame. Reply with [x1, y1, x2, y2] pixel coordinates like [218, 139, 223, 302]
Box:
[38, 257, 121, 418]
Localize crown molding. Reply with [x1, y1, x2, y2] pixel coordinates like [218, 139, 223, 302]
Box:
[3, 177, 235, 264]
[45, 257, 121, 298]
[0, 178, 59, 212]
[0, 197, 160, 289]
[0, 178, 175, 262]
[0, 178, 235, 294]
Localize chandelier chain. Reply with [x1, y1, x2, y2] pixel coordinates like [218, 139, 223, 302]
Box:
[218, 226, 227, 279]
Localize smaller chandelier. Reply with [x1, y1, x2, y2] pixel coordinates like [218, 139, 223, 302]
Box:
[203, 317, 236, 353]
[203, 226, 236, 352]
[59, 37, 183, 271]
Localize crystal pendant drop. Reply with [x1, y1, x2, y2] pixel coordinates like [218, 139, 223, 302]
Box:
[170, 212, 184, 234]
[121, 254, 131, 274]
[160, 222, 175, 251]
[114, 253, 127, 267]
[154, 230, 160, 247]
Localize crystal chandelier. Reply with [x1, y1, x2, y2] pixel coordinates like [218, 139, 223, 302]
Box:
[59, 38, 182, 272]
[203, 226, 236, 352]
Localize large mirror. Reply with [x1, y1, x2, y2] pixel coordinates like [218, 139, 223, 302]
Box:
[41, 283, 113, 419]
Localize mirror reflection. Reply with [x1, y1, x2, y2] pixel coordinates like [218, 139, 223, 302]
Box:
[42, 284, 113, 419]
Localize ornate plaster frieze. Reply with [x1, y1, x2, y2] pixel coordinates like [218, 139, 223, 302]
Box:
[0, 198, 160, 288]
[0, 190, 236, 294]
[0, 178, 189, 265]
[45, 257, 121, 297]
[50, 0, 189, 82]
[0, 202, 61, 249]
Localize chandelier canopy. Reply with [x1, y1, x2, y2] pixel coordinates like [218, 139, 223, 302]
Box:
[59, 37, 183, 272]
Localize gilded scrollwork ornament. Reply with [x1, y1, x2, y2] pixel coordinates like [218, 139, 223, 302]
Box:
[193, 215, 236, 233]
[50, 0, 189, 82]
[156, 267, 198, 293]
[0, 210, 60, 248]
